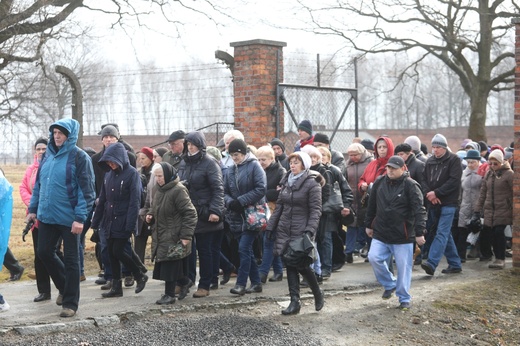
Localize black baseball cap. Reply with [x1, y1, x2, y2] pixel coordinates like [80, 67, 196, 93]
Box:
[386, 155, 405, 169]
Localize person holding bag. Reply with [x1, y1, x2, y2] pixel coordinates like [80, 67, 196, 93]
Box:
[224, 139, 267, 296]
[266, 151, 324, 315]
[146, 162, 197, 304]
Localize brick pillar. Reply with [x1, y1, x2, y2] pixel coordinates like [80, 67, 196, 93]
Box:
[513, 19, 520, 268]
[230, 39, 286, 148]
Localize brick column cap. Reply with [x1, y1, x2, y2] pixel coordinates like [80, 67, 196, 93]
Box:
[230, 39, 287, 48]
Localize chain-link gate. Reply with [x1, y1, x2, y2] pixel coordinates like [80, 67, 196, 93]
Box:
[278, 84, 357, 154]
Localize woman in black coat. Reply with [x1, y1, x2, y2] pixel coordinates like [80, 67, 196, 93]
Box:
[91, 142, 148, 298]
[267, 151, 324, 315]
[178, 131, 225, 298]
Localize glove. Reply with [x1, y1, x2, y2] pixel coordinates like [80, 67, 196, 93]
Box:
[304, 230, 314, 239]
[470, 212, 481, 223]
[228, 199, 243, 212]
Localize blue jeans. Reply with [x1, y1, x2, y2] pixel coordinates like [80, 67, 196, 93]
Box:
[258, 232, 283, 276]
[426, 206, 461, 270]
[195, 232, 215, 290]
[368, 239, 413, 303]
[345, 226, 366, 254]
[317, 231, 333, 275]
[237, 231, 261, 287]
[38, 222, 80, 311]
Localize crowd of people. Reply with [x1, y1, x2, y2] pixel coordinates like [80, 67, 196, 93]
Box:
[1, 117, 514, 317]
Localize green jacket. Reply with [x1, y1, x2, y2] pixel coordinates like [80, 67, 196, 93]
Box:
[150, 177, 197, 262]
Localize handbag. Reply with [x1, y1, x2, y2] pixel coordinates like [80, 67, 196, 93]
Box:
[322, 181, 343, 214]
[244, 203, 270, 231]
[166, 240, 192, 260]
[282, 233, 316, 268]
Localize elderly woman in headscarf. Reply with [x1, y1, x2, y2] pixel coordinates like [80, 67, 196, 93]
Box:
[146, 162, 197, 304]
[266, 151, 324, 315]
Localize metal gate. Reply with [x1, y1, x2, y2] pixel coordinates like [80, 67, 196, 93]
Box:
[277, 83, 357, 154]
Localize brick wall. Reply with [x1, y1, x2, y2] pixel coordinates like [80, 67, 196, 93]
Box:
[230, 39, 286, 148]
[513, 20, 520, 268]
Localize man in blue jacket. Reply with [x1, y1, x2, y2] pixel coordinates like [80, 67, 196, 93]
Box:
[27, 118, 96, 318]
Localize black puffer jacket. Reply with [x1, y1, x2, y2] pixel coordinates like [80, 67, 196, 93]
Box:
[404, 153, 425, 189]
[268, 170, 323, 257]
[91, 143, 141, 239]
[265, 161, 286, 202]
[365, 174, 426, 244]
[421, 151, 462, 207]
[177, 131, 225, 234]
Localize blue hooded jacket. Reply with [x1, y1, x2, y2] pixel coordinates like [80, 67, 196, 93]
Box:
[91, 142, 142, 238]
[29, 118, 96, 227]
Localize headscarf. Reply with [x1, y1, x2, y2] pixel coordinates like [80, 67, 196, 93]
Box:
[159, 162, 178, 184]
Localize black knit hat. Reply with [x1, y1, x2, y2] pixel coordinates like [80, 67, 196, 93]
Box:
[394, 143, 412, 154]
[167, 130, 186, 143]
[478, 141, 488, 153]
[297, 120, 313, 135]
[313, 133, 330, 145]
[228, 139, 248, 154]
[360, 139, 374, 151]
[51, 124, 69, 137]
[34, 137, 48, 148]
[270, 138, 285, 152]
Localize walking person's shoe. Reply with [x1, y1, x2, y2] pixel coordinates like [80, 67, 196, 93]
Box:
[0, 299, 10, 312]
[101, 280, 112, 290]
[34, 293, 51, 302]
[245, 283, 262, 294]
[95, 277, 107, 285]
[124, 276, 135, 287]
[382, 288, 396, 300]
[314, 289, 325, 311]
[156, 294, 176, 305]
[192, 288, 210, 298]
[80, 274, 86, 282]
[260, 273, 268, 284]
[135, 274, 148, 294]
[230, 285, 246, 296]
[282, 298, 301, 315]
[345, 253, 354, 264]
[102, 279, 123, 298]
[421, 262, 435, 276]
[27, 272, 37, 280]
[220, 266, 236, 285]
[441, 266, 462, 274]
[209, 283, 219, 290]
[9, 267, 24, 281]
[59, 308, 76, 318]
[488, 259, 505, 269]
[269, 273, 283, 282]
[398, 302, 411, 311]
[56, 294, 63, 306]
[178, 279, 193, 300]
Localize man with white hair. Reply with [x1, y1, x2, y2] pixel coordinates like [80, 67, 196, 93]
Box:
[221, 129, 245, 168]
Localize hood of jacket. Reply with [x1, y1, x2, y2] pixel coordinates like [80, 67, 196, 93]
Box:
[185, 131, 207, 151]
[98, 142, 129, 172]
[373, 136, 395, 162]
[48, 118, 79, 156]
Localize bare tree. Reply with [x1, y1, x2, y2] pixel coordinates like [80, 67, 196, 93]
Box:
[297, 0, 520, 141]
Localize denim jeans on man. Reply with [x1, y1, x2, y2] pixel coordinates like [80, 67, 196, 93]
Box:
[345, 226, 367, 254]
[425, 206, 461, 270]
[258, 232, 283, 277]
[368, 239, 413, 303]
[37, 222, 80, 311]
[236, 230, 261, 287]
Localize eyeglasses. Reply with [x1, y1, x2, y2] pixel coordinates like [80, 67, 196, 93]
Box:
[489, 161, 501, 166]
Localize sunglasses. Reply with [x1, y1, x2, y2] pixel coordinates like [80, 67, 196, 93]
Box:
[489, 161, 501, 166]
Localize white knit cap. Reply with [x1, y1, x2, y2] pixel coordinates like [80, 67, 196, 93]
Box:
[295, 151, 312, 170]
[488, 149, 504, 164]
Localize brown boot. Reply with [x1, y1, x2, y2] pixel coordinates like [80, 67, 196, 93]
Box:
[192, 288, 209, 298]
[488, 259, 505, 269]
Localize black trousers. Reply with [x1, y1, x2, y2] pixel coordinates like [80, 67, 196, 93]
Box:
[107, 238, 142, 281]
[32, 228, 62, 294]
[3, 247, 24, 274]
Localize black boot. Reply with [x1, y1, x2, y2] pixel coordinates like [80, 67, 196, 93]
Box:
[282, 268, 301, 315]
[102, 279, 123, 298]
[302, 267, 324, 311]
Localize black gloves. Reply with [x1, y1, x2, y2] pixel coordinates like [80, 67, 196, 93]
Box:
[304, 230, 314, 239]
[468, 212, 482, 234]
[228, 199, 243, 213]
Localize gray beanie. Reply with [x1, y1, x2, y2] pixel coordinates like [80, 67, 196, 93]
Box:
[100, 125, 120, 140]
[431, 134, 448, 149]
[404, 136, 421, 152]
